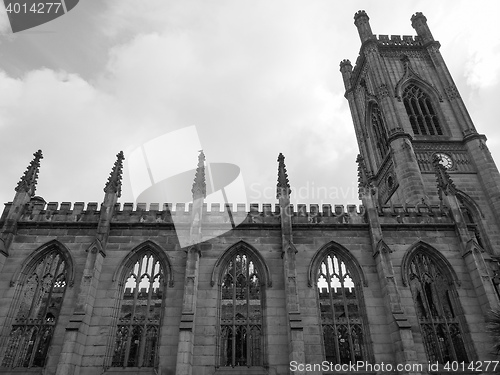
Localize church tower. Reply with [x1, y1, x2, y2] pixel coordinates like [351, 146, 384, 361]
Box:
[340, 11, 500, 252]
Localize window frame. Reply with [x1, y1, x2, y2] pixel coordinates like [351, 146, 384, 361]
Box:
[108, 241, 173, 370]
[402, 83, 444, 136]
[308, 242, 373, 365]
[0, 241, 74, 369]
[401, 242, 474, 364]
[214, 242, 270, 370]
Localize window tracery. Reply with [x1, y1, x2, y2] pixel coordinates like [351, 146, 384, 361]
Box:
[111, 251, 164, 368]
[403, 84, 443, 135]
[219, 252, 263, 367]
[408, 252, 468, 362]
[317, 253, 367, 364]
[2, 249, 67, 368]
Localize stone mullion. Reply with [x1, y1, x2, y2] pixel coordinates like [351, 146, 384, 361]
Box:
[325, 260, 340, 362]
[137, 275, 154, 368]
[415, 262, 441, 362]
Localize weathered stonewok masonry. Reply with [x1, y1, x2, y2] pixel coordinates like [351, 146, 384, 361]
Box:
[1, 10, 500, 375]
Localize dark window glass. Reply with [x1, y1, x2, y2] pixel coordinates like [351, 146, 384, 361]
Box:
[402, 84, 443, 135]
[371, 104, 389, 158]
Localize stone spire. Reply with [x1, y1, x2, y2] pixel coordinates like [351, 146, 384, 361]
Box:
[276, 153, 291, 199]
[15, 149, 43, 196]
[192, 150, 206, 200]
[432, 154, 456, 200]
[104, 151, 125, 197]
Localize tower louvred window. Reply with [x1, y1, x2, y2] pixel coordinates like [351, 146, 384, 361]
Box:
[403, 84, 443, 135]
[371, 104, 389, 158]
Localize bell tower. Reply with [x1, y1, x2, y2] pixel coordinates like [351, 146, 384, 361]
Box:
[341, 10, 500, 248]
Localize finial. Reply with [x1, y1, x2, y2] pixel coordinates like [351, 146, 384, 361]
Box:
[192, 150, 206, 200]
[15, 150, 43, 196]
[356, 154, 373, 197]
[432, 154, 456, 201]
[104, 151, 125, 197]
[276, 153, 291, 199]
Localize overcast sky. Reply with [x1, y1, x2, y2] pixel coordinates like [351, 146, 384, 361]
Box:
[0, 0, 499, 211]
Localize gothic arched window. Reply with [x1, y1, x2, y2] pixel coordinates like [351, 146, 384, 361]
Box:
[371, 103, 389, 158]
[2, 249, 68, 368]
[317, 253, 368, 364]
[403, 84, 443, 136]
[408, 252, 468, 363]
[219, 252, 263, 367]
[111, 251, 165, 368]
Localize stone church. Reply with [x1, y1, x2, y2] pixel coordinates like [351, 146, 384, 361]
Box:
[0, 10, 499, 375]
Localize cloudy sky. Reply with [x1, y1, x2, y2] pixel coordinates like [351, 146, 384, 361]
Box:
[0, 0, 499, 211]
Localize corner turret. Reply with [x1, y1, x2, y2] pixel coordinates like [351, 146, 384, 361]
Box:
[411, 12, 434, 44]
[339, 59, 353, 92]
[354, 10, 374, 43]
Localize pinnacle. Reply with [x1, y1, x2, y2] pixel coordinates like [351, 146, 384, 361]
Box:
[104, 151, 125, 197]
[276, 153, 291, 199]
[192, 150, 206, 200]
[15, 150, 43, 196]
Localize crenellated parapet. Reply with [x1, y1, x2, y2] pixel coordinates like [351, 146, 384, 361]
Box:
[376, 34, 423, 48]
[2, 201, 372, 226]
[2, 200, 460, 227]
[377, 203, 453, 224]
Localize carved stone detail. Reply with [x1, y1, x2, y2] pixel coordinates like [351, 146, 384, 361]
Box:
[444, 85, 461, 100]
[377, 83, 390, 100]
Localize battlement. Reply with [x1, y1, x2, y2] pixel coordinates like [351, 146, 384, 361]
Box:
[376, 34, 423, 47]
[1, 201, 457, 226]
[377, 203, 453, 224]
[2, 201, 369, 225]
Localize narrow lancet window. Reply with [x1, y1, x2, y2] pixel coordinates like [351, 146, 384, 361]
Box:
[219, 252, 263, 367]
[2, 250, 68, 368]
[403, 84, 443, 135]
[408, 252, 468, 363]
[112, 251, 164, 368]
[371, 104, 389, 158]
[317, 254, 367, 364]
